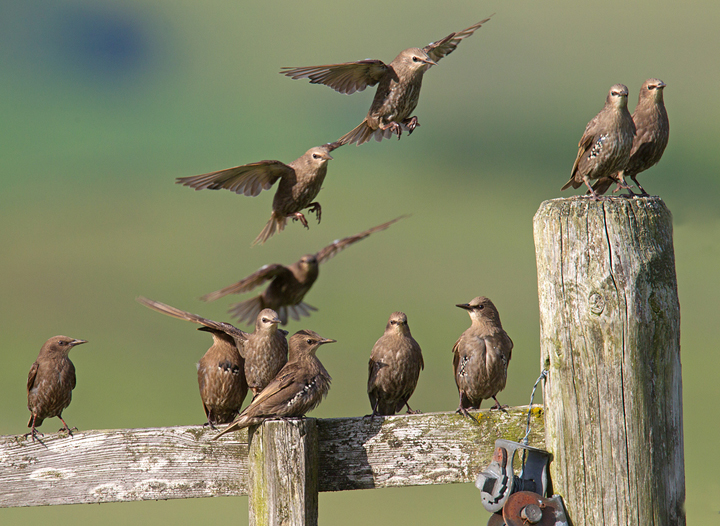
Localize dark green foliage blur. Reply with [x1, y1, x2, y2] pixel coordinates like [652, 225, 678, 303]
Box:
[1, 0, 718, 523]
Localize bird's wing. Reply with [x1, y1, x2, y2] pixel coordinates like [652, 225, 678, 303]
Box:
[136, 296, 248, 342]
[176, 160, 293, 197]
[315, 215, 407, 264]
[423, 16, 493, 63]
[280, 60, 389, 95]
[201, 264, 291, 302]
[412, 337, 424, 370]
[241, 363, 304, 416]
[26, 362, 39, 392]
[571, 116, 601, 177]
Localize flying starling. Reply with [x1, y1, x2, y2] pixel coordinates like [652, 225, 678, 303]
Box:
[26, 335, 87, 440]
[136, 297, 249, 426]
[202, 216, 406, 326]
[281, 17, 492, 146]
[452, 297, 513, 417]
[367, 312, 424, 417]
[176, 143, 341, 245]
[214, 330, 335, 438]
[561, 84, 636, 199]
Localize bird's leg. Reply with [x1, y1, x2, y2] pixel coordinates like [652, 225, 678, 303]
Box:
[290, 212, 309, 229]
[58, 415, 76, 436]
[307, 202, 322, 224]
[203, 419, 218, 430]
[379, 121, 403, 139]
[402, 116, 420, 135]
[630, 175, 649, 197]
[23, 415, 45, 442]
[405, 402, 421, 415]
[583, 176, 601, 200]
[490, 396, 508, 413]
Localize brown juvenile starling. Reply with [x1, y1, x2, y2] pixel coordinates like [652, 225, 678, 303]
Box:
[242, 308, 289, 396]
[136, 297, 249, 426]
[214, 330, 335, 438]
[281, 17, 492, 146]
[26, 335, 87, 440]
[136, 298, 289, 409]
[202, 216, 406, 325]
[176, 143, 341, 244]
[561, 84, 636, 199]
[452, 297, 513, 417]
[367, 312, 424, 417]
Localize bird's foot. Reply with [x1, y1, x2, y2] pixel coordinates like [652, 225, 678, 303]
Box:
[405, 404, 421, 414]
[58, 426, 77, 436]
[308, 202, 322, 224]
[203, 421, 218, 430]
[23, 429, 44, 442]
[630, 177, 649, 197]
[490, 397, 508, 413]
[403, 116, 420, 135]
[380, 121, 403, 140]
[290, 212, 309, 229]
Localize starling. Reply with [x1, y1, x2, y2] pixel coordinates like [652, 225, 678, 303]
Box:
[605, 78, 669, 196]
[176, 143, 341, 245]
[281, 17, 492, 146]
[136, 298, 289, 406]
[202, 216, 406, 325]
[196, 327, 248, 426]
[214, 329, 335, 438]
[452, 297, 513, 417]
[136, 297, 249, 426]
[561, 84, 636, 199]
[26, 335, 87, 440]
[367, 312, 424, 417]
[243, 308, 289, 396]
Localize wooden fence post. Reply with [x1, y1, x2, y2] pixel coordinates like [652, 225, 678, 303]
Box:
[533, 197, 685, 525]
[248, 418, 319, 526]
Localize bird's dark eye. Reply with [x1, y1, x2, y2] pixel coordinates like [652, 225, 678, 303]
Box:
[262, 318, 268, 323]
[306, 339, 313, 344]
[390, 320, 396, 325]
[312, 153, 320, 159]
[412, 56, 419, 62]
[59, 341, 67, 346]
[478, 305, 484, 310]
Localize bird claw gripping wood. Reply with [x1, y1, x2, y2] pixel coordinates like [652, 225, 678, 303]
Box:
[476, 439, 568, 525]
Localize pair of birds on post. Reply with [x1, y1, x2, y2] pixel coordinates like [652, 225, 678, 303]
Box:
[562, 78, 669, 199]
[177, 17, 492, 244]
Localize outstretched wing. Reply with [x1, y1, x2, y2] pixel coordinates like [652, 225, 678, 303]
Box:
[136, 296, 248, 342]
[315, 215, 407, 264]
[280, 60, 389, 95]
[202, 264, 292, 302]
[424, 16, 493, 63]
[176, 160, 293, 197]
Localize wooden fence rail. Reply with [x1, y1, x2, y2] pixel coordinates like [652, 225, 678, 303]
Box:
[0, 407, 544, 516]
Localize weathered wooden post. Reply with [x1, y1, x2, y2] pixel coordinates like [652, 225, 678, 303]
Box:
[533, 197, 684, 525]
[248, 419, 319, 526]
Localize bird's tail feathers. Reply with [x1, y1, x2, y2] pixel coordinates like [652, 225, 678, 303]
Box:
[228, 296, 264, 326]
[284, 302, 318, 322]
[212, 415, 262, 440]
[561, 178, 581, 191]
[338, 120, 377, 146]
[253, 213, 286, 245]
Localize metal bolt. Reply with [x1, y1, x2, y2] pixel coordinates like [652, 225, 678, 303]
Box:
[520, 503, 543, 524]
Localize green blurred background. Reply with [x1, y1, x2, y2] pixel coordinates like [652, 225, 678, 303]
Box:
[1, 0, 718, 523]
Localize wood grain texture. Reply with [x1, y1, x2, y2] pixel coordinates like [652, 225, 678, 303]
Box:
[0, 408, 544, 509]
[249, 419, 318, 526]
[534, 196, 685, 526]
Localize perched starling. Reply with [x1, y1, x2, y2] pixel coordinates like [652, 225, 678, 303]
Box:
[367, 312, 424, 417]
[452, 297, 513, 417]
[26, 335, 87, 440]
[561, 84, 636, 199]
[214, 330, 335, 438]
[281, 17, 492, 146]
[202, 216, 406, 326]
[176, 143, 341, 245]
[243, 309, 289, 396]
[136, 297, 249, 426]
[196, 327, 248, 426]
[136, 298, 289, 406]
[594, 78, 669, 196]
